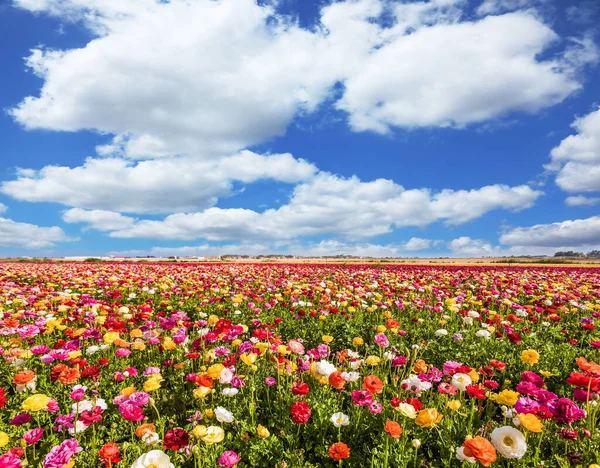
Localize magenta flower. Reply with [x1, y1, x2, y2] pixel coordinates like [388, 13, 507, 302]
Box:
[551, 398, 587, 424]
[265, 377, 276, 386]
[70, 388, 85, 402]
[0, 453, 22, 468]
[119, 403, 145, 422]
[218, 450, 241, 467]
[23, 428, 44, 445]
[351, 390, 373, 407]
[374, 333, 389, 348]
[43, 439, 82, 468]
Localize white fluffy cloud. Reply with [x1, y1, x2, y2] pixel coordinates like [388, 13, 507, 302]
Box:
[0, 215, 75, 249]
[64, 174, 541, 241]
[549, 107, 600, 192]
[1, 151, 316, 214]
[499, 216, 600, 248]
[10, 0, 596, 157]
[565, 195, 600, 206]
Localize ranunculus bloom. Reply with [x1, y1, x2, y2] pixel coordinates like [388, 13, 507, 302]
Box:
[218, 450, 240, 467]
[329, 442, 350, 461]
[290, 401, 311, 424]
[384, 420, 402, 439]
[490, 427, 527, 459]
[329, 371, 345, 390]
[119, 403, 144, 422]
[131, 450, 174, 468]
[43, 438, 83, 468]
[462, 436, 497, 467]
[415, 408, 442, 428]
[98, 442, 121, 467]
[362, 375, 383, 394]
[23, 428, 43, 445]
[163, 428, 189, 451]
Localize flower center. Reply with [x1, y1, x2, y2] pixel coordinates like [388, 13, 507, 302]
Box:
[503, 436, 515, 447]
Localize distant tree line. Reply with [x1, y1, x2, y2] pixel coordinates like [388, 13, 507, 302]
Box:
[554, 250, 600, 258]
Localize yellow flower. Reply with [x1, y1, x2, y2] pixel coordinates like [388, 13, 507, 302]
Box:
[120, 386, 137, 397]
[201, 426, 225, 444]
[206, 364, 225, 379]
[491, 389, 519, 406]
[365, 356, 381, 366]
[192, 425, 207, 438]
[208, 315, 219, 326]
[467, 369, 479, 383]
[276, 345, 289, 355]
[0, 432, 8, 448]
[193, 387, 211, 399]
[204, 409, 214, 419]
[143, 374, 163, 392]
[352, 337, 364, 346]
[231, 339, 242, 347]
[518, 413, 543, 433]
[240, 353, 257, 366]
[103, 331, 120, 345]
[130, 329, 143, 338]
[22, 394, 51, 412]
[376, 325, 386, 333]
[322, 335, 334, 344]
[446, 400, 461, 412]
[255, 343, 269, 354]
[68, 351, 82, 359]
[162, 337, 176, 350]
[540, 370, 554, 378]
[347, 307, 356, 313]
[415, 409, 442, 428]
[521, 349, 540, 365]
[257, 425, 270, 438]
[131, 341, 146, 351]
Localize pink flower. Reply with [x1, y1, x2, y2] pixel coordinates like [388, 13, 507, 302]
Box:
[374, 333, 389, 348]
[265, 377, 276, 386]
[119, 403, 144, 422]
[43, 439, 82, 468]
[551, 398, 587, 424]
[218, 450, 240, 467]
[115, 348, 131, 358]
[23, 428, 44, 445]
[287, 340, 305, 354]
[443, 361, 462, 376]
[45, 399, 60, 413]
[351, 390, 373, 407]
[70, 388, 85, 402]
[0, 453, 22, 468]
[369, 400, 383, 414]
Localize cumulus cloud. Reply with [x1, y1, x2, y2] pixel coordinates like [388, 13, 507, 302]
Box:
[565, 195, 600, 206]
[1, 151, 317, 214]
[549, 106, 600, 192]
[499, 216, 600, 248]
[0, 218, 75, 249]
[64, 174, 542, 241]
[9, 0, 596, 158]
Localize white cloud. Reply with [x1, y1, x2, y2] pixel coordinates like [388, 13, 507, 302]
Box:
[62, 208, 137, 231]
[9, 0, 596, 157]
[448, 236, 502, 257]
[499, 216, 600, 248]
[65, 174, 541, 241]
[549, 107, 600, 192]
[402, 237, 434, 251]
[565, 195, 600, 206]
[0, 217, 76, 249]
[0, 203, 7, 215]
[1, 151, 317, 214]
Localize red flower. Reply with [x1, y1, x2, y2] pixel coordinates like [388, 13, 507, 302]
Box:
[292, 382, 310, 397]
[406, 398, 422, 411]
[82, 366, 100, 379]
[290, 401, 311, 424]
[98, 358, 109, 366]
[390, 397, 401, 407]
[489, 360, 506, 371]
[0, 388, 7, 409]
[507, 332, 521, 344]
[164, 428, 189, 451]
[329, 442, 350, 461]
[466, 384, 486, 400]
[80, 406, 104, 426]
[483, 380, 499, 391]
[99, 442, 121, 467]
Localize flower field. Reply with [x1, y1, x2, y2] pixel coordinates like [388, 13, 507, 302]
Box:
[0, 263, 600, 468]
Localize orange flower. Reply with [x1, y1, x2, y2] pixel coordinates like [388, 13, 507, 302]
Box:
[576, 357, 600, 375]
[58, 367, 80, 385]
[362, 375, 383, 394]
[135, 423, 157, 438]
[463, 436, 497, 467]
[328, 442, 350, 461]
[329, 371, 345, 390]
[51, 364, 68, 382]
[113, 339, 131, 348]
[196, 375, 214, 388]
[14, 370, 36, 386]
[384, 421, 402, 439]
[413, 359, 428, 374]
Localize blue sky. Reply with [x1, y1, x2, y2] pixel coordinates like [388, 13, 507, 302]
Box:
[0, 0, 599, 257]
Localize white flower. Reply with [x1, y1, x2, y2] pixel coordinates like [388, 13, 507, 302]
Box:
[467, 311, 480, 319]
[349, 360, 363, 370]
[219, 368, 234, 384]
[515, 310, 528, 317]
[131, 450, 174, 468]
[73, 398, 107, 414]
[475, 330, 491, 339]
[490, 426, 527, 459]
[434, 329, 448, 336]
[463, 317, 473, 326]
[222, 388, 239, 397]
[86, 346, 100, 355]
[68, 420, 88, 435]
[330, 412, 349, 427]
[142, 431, 161, 446]
[314, 360, 337, 378]
[456, 447, 476, 464]
[412, 439, 421, 448]
[451, 373, 472, 392]
[341, 372, 359, 382]
[214, 406, 234, 423]
[400, 375, 432, 394]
